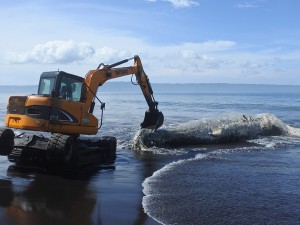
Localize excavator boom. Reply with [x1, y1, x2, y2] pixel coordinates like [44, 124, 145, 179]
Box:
[84, 55, 164, 131]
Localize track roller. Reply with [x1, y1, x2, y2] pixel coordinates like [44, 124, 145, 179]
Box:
[46, 133, 77, 165]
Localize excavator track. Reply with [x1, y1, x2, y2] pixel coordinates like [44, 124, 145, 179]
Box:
[0, 128, 116, 170]
[47, 133, 76, 165]
[0, 128, 14, 156]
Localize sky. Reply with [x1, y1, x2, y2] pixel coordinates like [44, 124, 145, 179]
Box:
[0, 0, 300, 85]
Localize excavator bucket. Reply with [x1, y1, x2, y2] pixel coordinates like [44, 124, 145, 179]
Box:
[141, 110, 164, 131]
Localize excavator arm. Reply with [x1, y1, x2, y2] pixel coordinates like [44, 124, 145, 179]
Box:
[83, 55, 164, 130]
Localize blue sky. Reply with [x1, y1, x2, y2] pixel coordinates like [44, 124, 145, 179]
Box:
[0, 0, 300, 85]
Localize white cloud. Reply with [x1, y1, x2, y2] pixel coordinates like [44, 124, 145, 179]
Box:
[240, 57, 285, 75]
[166, 0, 199, 8]
[146, 0, 199, 8]
[179, 50, 225, 72]
[1, 37, 294, 85]
[241, 61, 262, 74]
[138, 40, 236, 76]
[184, 53, 224, 71]
[235, 1, 260, 9]
[94, 47, 131, 65]
[181, 40, 236, 52]
[6, 40, 95, 64]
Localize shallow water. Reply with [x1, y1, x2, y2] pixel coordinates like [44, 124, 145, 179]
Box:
[143, 145, 300, 225]
[0, 84, 300, 225]
[0, 148, 168, 225]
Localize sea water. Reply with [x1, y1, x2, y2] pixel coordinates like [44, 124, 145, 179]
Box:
[0, 83, 300, 225]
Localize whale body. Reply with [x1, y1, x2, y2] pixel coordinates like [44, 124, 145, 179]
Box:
[133, 113, 300, 149]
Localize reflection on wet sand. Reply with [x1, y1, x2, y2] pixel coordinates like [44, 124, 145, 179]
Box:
[2, 166, 98, 225]
[0, 179, 13, 208]
[0, 154, 162, 225]
[132, 153, 160, 225]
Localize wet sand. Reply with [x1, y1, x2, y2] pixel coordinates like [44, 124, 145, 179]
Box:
[0, 149, 175, 225]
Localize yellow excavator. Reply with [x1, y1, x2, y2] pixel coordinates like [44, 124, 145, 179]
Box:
[0, 55, 163, 168]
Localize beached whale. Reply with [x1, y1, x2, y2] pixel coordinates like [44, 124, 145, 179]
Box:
[133, 113, 300, 149]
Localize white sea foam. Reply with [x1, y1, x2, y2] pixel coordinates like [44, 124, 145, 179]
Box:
[142, 142, 300, 225]
[142, 153, 214, 225]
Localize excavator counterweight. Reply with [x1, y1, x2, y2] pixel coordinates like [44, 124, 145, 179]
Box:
[0, 55, 164, 169]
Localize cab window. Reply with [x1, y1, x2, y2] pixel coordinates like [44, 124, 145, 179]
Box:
[59, 76, 83, 101]
[38, 77, 56, 95]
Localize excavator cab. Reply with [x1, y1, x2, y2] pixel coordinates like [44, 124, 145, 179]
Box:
[38, 71, 84, 101]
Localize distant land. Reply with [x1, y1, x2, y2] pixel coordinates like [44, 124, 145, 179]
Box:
[1, 82, 300, 94]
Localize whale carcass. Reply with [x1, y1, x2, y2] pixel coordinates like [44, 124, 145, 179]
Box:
[133, 113, 300, 149]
